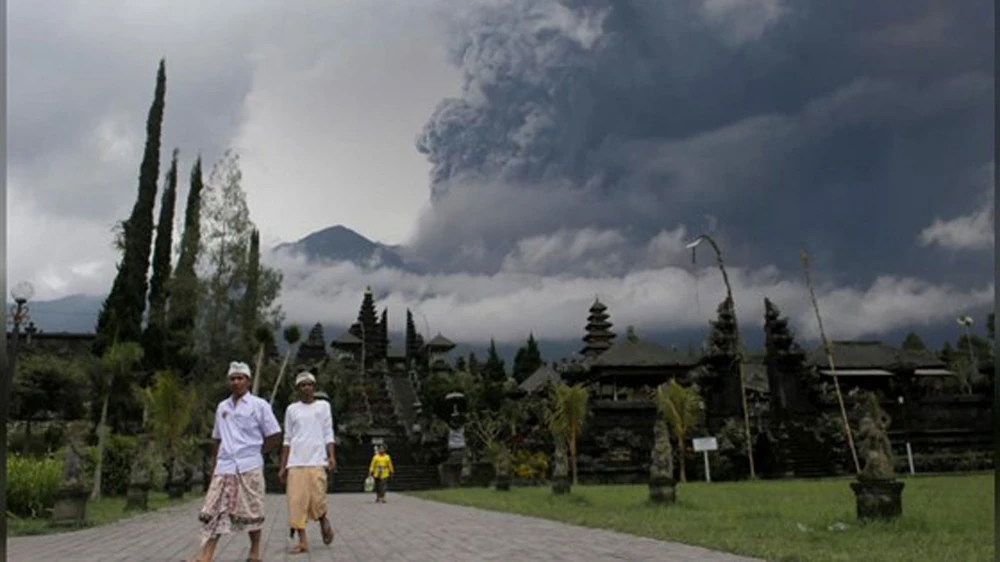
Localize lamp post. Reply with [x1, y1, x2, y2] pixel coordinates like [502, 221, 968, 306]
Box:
[957, 315, 977, 370]
[685, 235, 755, 479]
[2, 281, 34, 556]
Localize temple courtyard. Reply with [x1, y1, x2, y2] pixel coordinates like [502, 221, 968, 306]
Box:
[8, 492, 759, 562]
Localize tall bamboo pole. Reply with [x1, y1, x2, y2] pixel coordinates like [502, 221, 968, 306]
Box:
[800, 250, 861, 475]
[689, 234, 755, 479]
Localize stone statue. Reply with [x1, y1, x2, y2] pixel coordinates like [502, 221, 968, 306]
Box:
[128, 435, 155, 487]
[856, 392, 895, 481]
[551, 440, 570, 495]
[62, 425, 87, 490]
[650, 420, 674, 480]
[849, 391, 904, 520]
[648, 420, 677, 504]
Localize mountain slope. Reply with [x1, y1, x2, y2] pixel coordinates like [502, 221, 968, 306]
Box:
[273, 225, 409, 270]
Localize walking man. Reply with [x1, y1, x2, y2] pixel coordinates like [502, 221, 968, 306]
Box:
[279, 371, 336, 553]
[191, 361, 282, 562]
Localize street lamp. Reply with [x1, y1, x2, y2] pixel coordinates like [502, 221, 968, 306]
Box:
[3, 281, 33, 558]
[685, 235, 755, 479]
[957, 316, 977, 369]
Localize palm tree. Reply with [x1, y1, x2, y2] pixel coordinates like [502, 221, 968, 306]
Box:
[655, 379, 702, 483]
[546, 383, 589, 486]
[270, 325, 302, 404]
[93, 341, 144, 500]
[141, 370, 197, 485]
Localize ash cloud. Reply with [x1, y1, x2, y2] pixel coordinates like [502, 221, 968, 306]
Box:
[412, 0, 992, 284]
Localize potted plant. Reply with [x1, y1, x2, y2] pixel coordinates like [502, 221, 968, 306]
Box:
[648, 420, 677, 504]
[551, 441, 571, 495]
[849, 391, 904, 520]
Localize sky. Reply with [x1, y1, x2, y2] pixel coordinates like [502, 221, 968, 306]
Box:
[7, 0, 995, 349]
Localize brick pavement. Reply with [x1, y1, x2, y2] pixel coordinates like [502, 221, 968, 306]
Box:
[9, 493, 762, 561]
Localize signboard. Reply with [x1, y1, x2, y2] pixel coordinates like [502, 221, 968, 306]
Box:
[692, 437, 718, 452]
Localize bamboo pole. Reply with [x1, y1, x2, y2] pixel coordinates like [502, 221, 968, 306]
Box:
[800, 250, 861, 475]
[690, 235, 755, 479]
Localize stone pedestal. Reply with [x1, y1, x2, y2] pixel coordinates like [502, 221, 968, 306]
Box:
[166, 477, 187, 500]
[648, 476, 677, 504]
[493, 474, 511, 491]
[125, 483, 151, 512]
[439, 462, 463, 488]
[51, 485, 88, 525]
[850, 479, 904, 520]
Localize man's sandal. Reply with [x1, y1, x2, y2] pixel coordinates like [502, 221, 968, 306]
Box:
[321, 519, 335, 545]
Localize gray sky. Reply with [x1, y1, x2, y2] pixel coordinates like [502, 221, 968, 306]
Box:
[8, 0, 995, 345]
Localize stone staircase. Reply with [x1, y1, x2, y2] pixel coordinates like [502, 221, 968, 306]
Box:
[332, 370, 442, 492]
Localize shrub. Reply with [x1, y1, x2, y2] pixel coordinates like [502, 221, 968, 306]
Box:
[6, 454, 63, 518]
[513, 450, 550, 481]
[102, 434, 139, 496]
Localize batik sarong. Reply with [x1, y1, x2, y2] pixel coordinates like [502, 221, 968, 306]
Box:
[197, 468, 266, 543]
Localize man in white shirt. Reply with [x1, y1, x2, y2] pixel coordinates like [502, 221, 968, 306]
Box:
[279, 371, 336, 553]
[191, 361, 282, 562]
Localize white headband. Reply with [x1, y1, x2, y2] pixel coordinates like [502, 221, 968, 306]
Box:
[295, 371, 316, 386]
[228, 361, 252, 379]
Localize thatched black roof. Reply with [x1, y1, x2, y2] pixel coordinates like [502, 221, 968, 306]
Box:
[592, 338, 698, 368]
[806, 340, 946, 371]
[519, 364, 563, 393]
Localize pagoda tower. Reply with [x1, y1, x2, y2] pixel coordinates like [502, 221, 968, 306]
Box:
[580, 297, 616, 358]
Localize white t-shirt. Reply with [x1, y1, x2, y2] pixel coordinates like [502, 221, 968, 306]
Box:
[283, 400, 336, 468]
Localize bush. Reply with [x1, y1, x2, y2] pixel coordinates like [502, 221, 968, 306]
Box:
[79, 434, 139, 496]
[101, 434, 140, 496]
[6, 454, 63, 518]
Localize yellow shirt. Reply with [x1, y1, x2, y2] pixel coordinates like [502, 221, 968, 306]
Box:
[369, 454, 394, 478]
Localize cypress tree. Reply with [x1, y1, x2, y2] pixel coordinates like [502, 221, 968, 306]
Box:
[482, 339, 507, 410]
[166, 157, 204, 378]
[142, 148, 179, 370]
[95, 59, 166, 354]
[901, 332, 928, 352]
[513, 333, 543, 383]
[241, 229, 261, 356]
[405, 309, 419, 364]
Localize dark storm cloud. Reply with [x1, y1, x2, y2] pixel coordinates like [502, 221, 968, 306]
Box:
[8, 1, 258, 223]
[413, 0, 993, 282]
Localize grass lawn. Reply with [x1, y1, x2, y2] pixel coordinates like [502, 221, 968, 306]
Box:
[9, 491, 196, 536]
[410, 473, 994, 562]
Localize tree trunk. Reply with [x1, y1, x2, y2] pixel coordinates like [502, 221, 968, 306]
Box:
[678, 432, 687, 483]
[269, 349, 294, 404]
[570, 429, 579, 486]
[91, 388, 112, 500]
[251, 343, 265, 395]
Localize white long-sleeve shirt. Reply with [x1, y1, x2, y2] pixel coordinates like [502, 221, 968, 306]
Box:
[283, 400, 336, 467]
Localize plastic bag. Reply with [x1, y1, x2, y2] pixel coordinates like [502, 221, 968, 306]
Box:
[364, 476, 375, 493]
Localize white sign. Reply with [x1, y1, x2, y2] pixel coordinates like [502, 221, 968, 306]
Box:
[692, 437, 718, 452]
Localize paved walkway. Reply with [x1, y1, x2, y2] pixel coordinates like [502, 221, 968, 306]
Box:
[10, 493, 761, 561]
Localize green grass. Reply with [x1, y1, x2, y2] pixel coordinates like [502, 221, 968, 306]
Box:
[410, 473, 994, 562]
[8, 491, 196, 536]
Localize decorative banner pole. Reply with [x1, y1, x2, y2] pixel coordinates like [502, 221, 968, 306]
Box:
[800, 250, 861, 475]
[686, 235, 755, 479]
